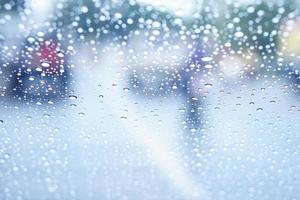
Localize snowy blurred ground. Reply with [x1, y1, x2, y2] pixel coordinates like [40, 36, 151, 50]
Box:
[0, 42, 300, 200]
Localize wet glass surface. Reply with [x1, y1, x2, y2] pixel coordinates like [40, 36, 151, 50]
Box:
[0, 0, 300, 199]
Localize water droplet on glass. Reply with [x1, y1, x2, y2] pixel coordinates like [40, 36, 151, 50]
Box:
[172, 85, 178, 90]
[234, 31, 244, 37]
[122, 66, 129, 70]
[41, 61, 50, 68]
[178, 108, 185, 112]
[57, 51, 64, 58]
[204, 83, 213, 88]
[191, 97, 198, 101]
[36, 67, 42, 72]
[201, 56, 213, 62]
[44, 114, 51, 118]
[70, 104, 77, 108]
[69, 95, 77, 100]
[204, 64, 213, 69]
[78, 112, 85, 116]
[190, 128, 197, 133]
[256, 108, 263, 112]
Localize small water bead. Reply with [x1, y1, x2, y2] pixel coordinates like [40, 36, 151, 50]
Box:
[172, 85, 178, 90]
[44, 114, 51, 118]
[114, 12, 122, 19]
[234, 31, 244, 38]
[127, 18, 134, 25]
[204, 64, 213, 69]
[201, 57, 213, 62]
[256, 108, 263, 112]
[80, 6, 88, 13]
[204, 83, 213, 88]
[29, 76, 35, 81]
[290, 105, 296, 109]
[27, 37, 35, 43]
[190, 128, 197, 133]
[178, 108, 186, 112]
[191, 97, 198, 101]
[247, 6, 255, 13]
[3, 153, 11, 160]
[57, 51, 64, 58]
[70, 104, 77, 108]
[78, 112, 85, 116]
[41, 61, 50, 68]
[36, 67, 42, 72]
[69, 95, 77, 100]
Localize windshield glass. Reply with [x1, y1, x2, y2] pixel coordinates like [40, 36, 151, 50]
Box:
[0, 0, 300, 199]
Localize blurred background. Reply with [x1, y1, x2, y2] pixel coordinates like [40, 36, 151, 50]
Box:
[0, 0, 300, 199]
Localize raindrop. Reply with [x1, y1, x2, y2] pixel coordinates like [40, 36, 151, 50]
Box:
[172, 85, 178, 90]
[247, 6, 255, 13]
[27, 37, 35, 43]
[3, 153, 10, 159]
[191, 97, 198, 101]
[81, 6, 88, 13]
[57, 51, 64, 58]
[204, 83, 213, 88]
[78, 112, 85, 116]
[122, 66, 129, 70]
[178, 108, 185, 112]
[69, 95, 77, 100]
[190, 128, 197, 133]
[204, 64, 213, 69]
[201, 57, 213, 62]
[234, 31, 244, 37]
[256, 108, 263, 112]
[36, 67, 42, 72]
[44, 114, 51, 118]
[41, 61, 50, 68]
